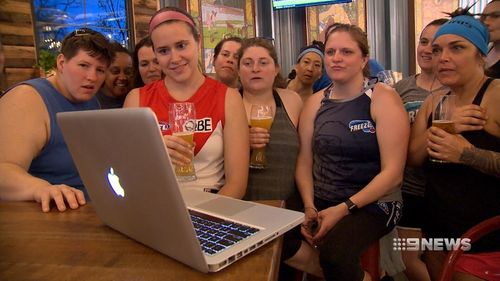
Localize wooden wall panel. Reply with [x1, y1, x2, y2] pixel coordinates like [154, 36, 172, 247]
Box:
[133, 0, 159, 43]
[0, 0, 37, 89]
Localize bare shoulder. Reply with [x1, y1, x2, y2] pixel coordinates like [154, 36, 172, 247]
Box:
[224, 87, 243, 104]
[0, 84, 46, 114]
[371, 82, 403, 106]
[123, 88, 140, 107]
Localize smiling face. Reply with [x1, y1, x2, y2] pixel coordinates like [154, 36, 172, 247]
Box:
[295, 52, 323, 86]
[214, 40, 241, 87]
[151, 21, 200, 85]
[238, 46, 279, 93]
[57, 49, 108, 102]
[481, 1, 500, 43]
[432, 34, 485, 87]
[137, 45, 161, 85]
[417, 24, 441, 72]
[103, 52, 133, 98]
[324, 31, 368, 84]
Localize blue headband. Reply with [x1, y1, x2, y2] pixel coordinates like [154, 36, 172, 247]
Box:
[433, 15, 489, 55]
[296, 48, 324, 63]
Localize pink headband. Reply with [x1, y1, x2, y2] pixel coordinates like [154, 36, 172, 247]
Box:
[149, 10, 195, 34]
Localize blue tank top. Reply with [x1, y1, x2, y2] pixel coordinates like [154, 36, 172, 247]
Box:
[22, 78, 100, 193]
[313, 81, 380, 203]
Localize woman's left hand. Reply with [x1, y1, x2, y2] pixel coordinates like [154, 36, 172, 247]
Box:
[427, 127, 473, 163]
[313, 204, 348, 243]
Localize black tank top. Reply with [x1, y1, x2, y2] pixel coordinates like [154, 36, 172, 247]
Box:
[424, 78, 500, 252]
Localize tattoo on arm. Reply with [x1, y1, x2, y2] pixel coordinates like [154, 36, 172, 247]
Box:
[460, 147, 500, 178]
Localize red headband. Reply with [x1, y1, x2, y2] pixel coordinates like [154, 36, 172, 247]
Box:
[149, 10, 195, 34]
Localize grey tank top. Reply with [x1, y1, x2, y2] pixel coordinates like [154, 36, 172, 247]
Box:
[243, 91, 299, 201]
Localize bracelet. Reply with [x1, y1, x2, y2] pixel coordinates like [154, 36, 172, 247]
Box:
[304, 206, 318, 213]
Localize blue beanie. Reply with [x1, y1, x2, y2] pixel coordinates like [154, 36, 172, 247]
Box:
[433, 15, 489, 55]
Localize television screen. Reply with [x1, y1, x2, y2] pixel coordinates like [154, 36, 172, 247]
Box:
[272, 0, 352, 10]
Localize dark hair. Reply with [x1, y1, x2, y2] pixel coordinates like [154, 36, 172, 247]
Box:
[238, 37, 287, 89]
[60, 28, 113, 67]
[109, 41, 131, 60]
[426, 18, 449, 28]
[213, 37, 242, 60]
[149, 7, 199, 44]
[324, 23, 370, 77]
[133, 36, 153, 87]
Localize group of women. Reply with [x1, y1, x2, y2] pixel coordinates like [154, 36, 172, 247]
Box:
[0, 1, 498, 281]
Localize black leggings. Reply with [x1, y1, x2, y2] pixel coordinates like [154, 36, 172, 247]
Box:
[283, 197, 398, 281]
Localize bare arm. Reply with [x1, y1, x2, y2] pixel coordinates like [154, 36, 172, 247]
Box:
[314, 85, 410, 241]
[0, 86, 85, 212]
[218, 88, 249, 199]
[295, 92, 322, 244]
[407, 95, 433, 167]
[461, 147, 500, 178]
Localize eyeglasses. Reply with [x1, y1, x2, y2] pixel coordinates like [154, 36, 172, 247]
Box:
[69, 28, 99, 38]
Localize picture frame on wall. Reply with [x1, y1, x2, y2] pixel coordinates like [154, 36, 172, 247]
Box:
[305, 0, 366, 44]
[187, 0, 255, 74]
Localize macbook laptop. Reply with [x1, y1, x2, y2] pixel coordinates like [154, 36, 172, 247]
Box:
[57, 108, 303, 273]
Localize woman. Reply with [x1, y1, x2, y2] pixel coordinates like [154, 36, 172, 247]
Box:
[482, 0, 500, 78]
[394, 18, 448, 281]
[287, 41, 324, 102]
[238, 38, 302, 201]
[285, 23, 408, 281]
[0, 28, 112, 212]
[133, 36, 162, 87]
[408, 12, 500, 281]
[97, 42, 134, 108]
[213, 37, 242, 88]
[124, 7, 249, 199]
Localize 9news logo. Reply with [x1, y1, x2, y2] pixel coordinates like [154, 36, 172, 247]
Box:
[393, 238, 472, 251]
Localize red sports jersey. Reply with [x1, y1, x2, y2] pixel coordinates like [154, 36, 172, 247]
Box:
[139, 77, 226, 155]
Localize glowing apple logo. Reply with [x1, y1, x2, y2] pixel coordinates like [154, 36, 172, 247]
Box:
[107, 167, 125, 197]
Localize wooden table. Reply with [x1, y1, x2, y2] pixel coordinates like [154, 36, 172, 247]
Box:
[0, 201, 284, 281]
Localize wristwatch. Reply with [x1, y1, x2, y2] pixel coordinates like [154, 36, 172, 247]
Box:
[344, 198, 358, 214]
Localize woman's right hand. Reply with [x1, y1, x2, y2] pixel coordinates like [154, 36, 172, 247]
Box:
[33, 184, 86, 213]
[163, 135, 194, 166]
[249, 127, 270, 149]
[300, 207, 319, 245]
[452, 104, 487, 133]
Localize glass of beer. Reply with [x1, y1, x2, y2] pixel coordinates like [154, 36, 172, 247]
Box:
[377, 70, 396, 86]
[168, 102, 197, 181]
[430, 94, 456, 163]
[249, 104, 273, 169]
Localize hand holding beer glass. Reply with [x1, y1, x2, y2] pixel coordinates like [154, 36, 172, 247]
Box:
[249, 104, 273, 169]
[430, 94, 456, 163]
[169, 102, 197, 181]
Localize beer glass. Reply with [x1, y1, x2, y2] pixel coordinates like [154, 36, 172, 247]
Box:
[430, 94, 456, 163]
[377, 70, 397, 87]
[249, 104, 273, 169]
[168, 102, 197, 181]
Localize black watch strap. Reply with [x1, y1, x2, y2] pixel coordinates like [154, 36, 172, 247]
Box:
[344, 198, 358, 214]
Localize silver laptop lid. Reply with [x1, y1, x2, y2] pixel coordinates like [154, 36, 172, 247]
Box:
[57, 108, 208, 272]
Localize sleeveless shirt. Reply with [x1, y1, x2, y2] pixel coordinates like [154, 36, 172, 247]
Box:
[139, 77, 227, 191]
[313, 81, 401, 203]
[424, 78, 500, 252]
[244, 91, 299, 201]
[20, 78, 100, 193]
